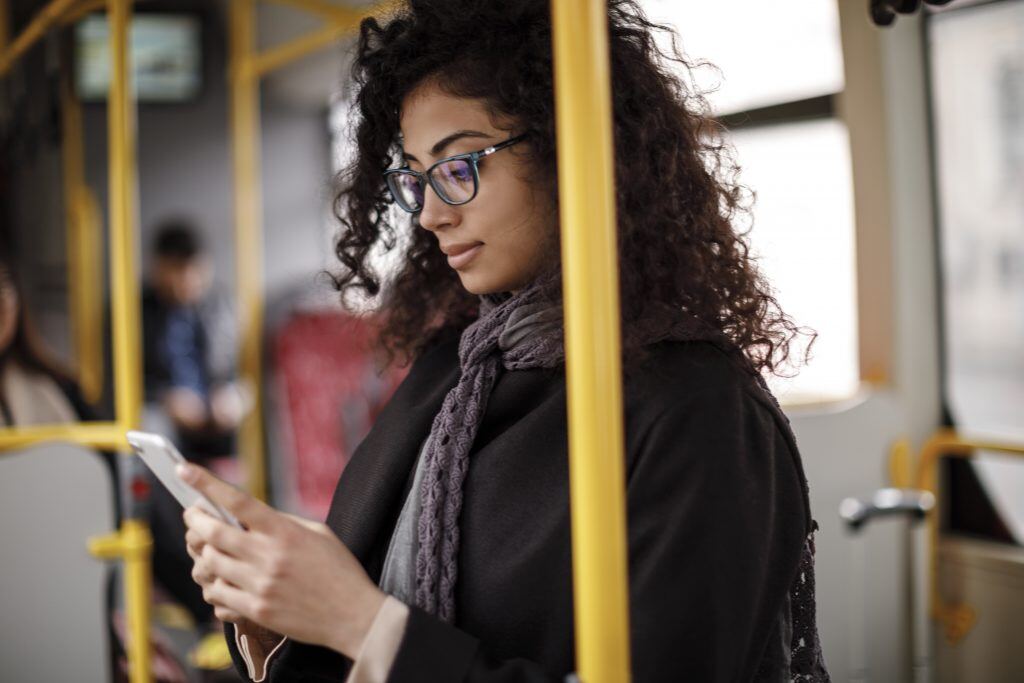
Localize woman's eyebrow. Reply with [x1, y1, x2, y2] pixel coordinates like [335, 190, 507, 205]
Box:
[403, 130, 493, 162]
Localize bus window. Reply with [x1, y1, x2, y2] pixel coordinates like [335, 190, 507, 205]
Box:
[642, 0, 857, 403]
[929, 0, 1024, 542]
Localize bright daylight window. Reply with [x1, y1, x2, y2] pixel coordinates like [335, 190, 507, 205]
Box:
[642, 0, 859, 404]
[928, 0, 1024, 541]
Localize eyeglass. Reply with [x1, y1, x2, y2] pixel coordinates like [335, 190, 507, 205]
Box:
[383, 133, 528, 213]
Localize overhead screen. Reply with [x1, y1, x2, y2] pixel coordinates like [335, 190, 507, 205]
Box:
[75, 13, 202, 103]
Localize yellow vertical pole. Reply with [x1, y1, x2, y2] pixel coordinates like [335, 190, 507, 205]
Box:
[121, 518, 155, 683]
[107, 1, 152, 681]
[230, 0, 268, 501]
[61, 67, 104, 404]
[551, 1, 632, 682]
[0, 0, 8, 53]
[108, 0, 142, 430]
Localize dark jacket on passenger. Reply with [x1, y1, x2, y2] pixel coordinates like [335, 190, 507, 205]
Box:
[140, 285, 237, 402]
[227, 333, 814, 682]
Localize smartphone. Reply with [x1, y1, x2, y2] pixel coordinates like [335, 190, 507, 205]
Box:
[126, 430, 243, 528]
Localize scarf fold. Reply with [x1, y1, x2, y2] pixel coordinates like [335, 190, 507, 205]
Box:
[413, 283, 560, 621]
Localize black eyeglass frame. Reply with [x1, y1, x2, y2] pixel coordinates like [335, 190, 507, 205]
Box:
[383, 133, 528, 213]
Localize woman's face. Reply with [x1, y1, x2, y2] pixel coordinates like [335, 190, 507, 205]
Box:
[399, 81, 557, 294]
[0, 269, 19, 353]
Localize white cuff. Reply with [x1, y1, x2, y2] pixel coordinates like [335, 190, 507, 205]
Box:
[344, 596, 411, 683]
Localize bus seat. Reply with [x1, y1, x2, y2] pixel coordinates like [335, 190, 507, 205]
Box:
[0, 443, 116, 682]
[936, 537, 1024, 681]
[267, 310, 405, 519]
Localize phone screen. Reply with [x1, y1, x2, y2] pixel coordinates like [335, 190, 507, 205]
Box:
[126, 430, 243, 528]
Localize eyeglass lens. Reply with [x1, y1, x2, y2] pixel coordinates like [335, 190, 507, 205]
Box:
[389, 158, 476, 212]
[390, 173, 425, 211]
[432, 159, 475, 204]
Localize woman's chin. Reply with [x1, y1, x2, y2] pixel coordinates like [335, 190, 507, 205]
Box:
[457, 270, 509, 296]
[458, 275, 495, 296]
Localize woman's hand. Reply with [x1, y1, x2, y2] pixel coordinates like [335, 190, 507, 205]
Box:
[184, 514, 245, 624]
[179, 463, 387, 658]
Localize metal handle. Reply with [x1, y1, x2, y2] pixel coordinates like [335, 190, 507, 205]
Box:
[839, 487, 936, 532]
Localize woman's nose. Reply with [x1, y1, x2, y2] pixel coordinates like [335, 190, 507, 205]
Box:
[417, 185, 459, 233]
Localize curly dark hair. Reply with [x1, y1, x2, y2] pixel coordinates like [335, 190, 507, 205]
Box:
[331, 0, 814, 375]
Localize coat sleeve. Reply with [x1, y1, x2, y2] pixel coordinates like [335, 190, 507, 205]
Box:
[382, 379, 808, 682]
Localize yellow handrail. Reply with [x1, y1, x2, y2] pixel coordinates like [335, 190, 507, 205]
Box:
[90, 519, 154, 683]
[0, 422, 126, 450]
[245, 1, 396, 78]
[229, 0, 268, 501]
[60, 0, 107, 26]
[0, 0, 79, 76]
[248, 23, 349, 78]
[107, 0, 143, 434]
[262, 0, 363, 25]
[0, 0, 9, 53]
[914, 428, 1024, 646]
[61, 66, 105, 404]
[551, 1, 632, 681]
[107, 0, 151, 679]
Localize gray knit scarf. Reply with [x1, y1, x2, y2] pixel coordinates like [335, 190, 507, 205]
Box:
[411, 277, 829, 680]
[413, 277, 710, 621]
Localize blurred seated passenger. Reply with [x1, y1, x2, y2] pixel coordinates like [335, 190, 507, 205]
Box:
[0, 236, 88, 426]
[142, 220, 246, 463]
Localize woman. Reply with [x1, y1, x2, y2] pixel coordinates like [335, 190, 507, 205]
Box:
[0, 239, 89, 426]
[182, 1, 830, 680]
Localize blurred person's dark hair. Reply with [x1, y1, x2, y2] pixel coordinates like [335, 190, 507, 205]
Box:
[0, 220, 75, 395]
[153, 220, 203, 262]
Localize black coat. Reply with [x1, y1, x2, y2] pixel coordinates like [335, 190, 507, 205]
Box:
[228, 335, 812, 682]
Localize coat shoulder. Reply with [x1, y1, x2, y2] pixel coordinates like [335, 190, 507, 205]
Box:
[624, 339, 814, 530]
[625, 340, 768, 414]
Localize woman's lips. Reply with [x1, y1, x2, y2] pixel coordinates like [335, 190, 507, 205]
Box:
[444, 243, 483, 270]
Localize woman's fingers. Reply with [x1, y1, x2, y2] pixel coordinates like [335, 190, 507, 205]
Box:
[199, 545, 257, 594]
[213, 605, 244, 624]
[192, 560, 214, 586]
[205, 577, 260, 622]
[202, 579, 245, 624]
[185, 528, 205, 559]
[183, 505, 251, 559]
[178, 463, 277, 533]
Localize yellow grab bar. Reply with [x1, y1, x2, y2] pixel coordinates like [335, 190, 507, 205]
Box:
[229, 0, 268, 501]
[107, 0, 151, 679]
[914, 429, 1024, 645]
[61, 66, 105, 405]
[107, 0, 143, 432]
[0, 0, 78, 75]
[551, 1, 632, 681]
[90, 519, 154, 683]
[0, 422, 126, 450]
